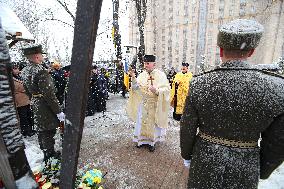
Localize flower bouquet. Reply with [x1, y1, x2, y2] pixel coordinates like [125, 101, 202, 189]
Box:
[34, 157, 61, 189]
[34, 157, 105, 189]
[77, 169, 104, 189]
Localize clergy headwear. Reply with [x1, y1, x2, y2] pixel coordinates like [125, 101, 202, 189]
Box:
[22, 44, 45, 55]
[144, 55, 156, 62]
[217, 19, 264, 51]
[182, 62, 189, 67]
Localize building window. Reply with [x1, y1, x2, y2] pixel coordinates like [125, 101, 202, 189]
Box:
[240, 0, 246, 6]
[184, 9, 189, 16]
[218, 19, 224, 26]
[239, 8, 246, 16]
[182, 54, 187, 62]
[251, 6, 256, 14]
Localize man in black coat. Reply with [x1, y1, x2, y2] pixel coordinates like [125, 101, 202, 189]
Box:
[180, 19, 284, 189]
[86, 65, 108, 116]
[50, 61, 67, 106]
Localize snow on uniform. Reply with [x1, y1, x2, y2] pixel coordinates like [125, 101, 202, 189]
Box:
[21, 45, 61, 161]
[180, 19, 284, 189]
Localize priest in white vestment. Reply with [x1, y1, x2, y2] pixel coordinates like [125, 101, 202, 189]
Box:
[126, 55, 170, 152]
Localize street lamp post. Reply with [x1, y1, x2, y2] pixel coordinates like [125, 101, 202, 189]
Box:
[124, 45, 138, 69]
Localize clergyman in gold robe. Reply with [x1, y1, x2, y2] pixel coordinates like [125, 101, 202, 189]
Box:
[170, 62, 193, 121]
[126, 55, 170, 152]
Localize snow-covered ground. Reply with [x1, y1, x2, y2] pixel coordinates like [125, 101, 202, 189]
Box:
[23, 94, 284, 188]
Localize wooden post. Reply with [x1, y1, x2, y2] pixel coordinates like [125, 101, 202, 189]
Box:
[59, 0, 103, 188]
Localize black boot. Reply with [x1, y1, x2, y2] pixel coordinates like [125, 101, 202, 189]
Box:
[148, 145, 155, 152]
[43, 151, 52, 163]
[43, 150, 60, 162]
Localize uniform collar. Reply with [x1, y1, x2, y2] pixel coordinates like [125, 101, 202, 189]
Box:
[220, 60, 251, 69]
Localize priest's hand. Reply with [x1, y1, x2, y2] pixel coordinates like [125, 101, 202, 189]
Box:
[149, 85, 158, 94]
[128, 68, 135, 77]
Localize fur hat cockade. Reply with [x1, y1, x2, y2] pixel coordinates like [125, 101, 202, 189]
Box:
[217, 19, 264, 51]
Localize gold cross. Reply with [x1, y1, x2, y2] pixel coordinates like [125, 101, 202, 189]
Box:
[148, 75, 154, 86]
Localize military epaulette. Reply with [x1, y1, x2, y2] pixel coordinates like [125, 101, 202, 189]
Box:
[192, 68, 221, 77]
[259, 69, 284, 79]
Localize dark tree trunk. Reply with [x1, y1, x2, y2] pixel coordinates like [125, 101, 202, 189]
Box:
[59, 0, 103, 188]
[135, 0, 147, 70]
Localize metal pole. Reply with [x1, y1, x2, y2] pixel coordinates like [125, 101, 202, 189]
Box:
[113, 0, 122, 60]
[195, 0, 208, 74]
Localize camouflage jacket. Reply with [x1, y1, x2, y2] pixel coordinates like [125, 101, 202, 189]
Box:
[21, 62, 60, 131]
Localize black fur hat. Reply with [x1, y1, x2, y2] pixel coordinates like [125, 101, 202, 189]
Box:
[22, 44, 45, 55]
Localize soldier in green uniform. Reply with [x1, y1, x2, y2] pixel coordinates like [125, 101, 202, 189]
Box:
[21, 45, 65, 162]
[180, 19, 284, 189]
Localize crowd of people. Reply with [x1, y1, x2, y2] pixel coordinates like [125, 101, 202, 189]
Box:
[4, 18, 284, 189]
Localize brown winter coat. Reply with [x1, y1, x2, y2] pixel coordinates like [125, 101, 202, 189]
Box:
[13, 77, 31, 107]
[180, 60, 284, 189]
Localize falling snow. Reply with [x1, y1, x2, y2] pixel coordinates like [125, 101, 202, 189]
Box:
[22, 93, 284, 188]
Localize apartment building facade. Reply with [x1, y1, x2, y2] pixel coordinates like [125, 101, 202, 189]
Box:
[128, 0, 284, 73]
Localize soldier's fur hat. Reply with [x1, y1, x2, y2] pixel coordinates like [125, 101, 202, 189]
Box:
[143, 55, 156, 62]
[217, 19, 264, 51]
[22, 44, 45, 55]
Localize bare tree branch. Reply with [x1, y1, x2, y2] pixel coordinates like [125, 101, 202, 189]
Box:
[55, 0, 75, 22]
[45, 18, 74, 28]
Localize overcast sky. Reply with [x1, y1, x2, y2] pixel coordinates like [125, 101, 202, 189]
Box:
[36, 0, 130, 62]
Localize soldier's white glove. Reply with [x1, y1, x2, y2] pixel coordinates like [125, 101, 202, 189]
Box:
[183, 159, 191, 168]
[56, 112, 65, 122]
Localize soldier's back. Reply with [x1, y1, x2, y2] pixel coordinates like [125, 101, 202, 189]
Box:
[190, 61, 284, 141]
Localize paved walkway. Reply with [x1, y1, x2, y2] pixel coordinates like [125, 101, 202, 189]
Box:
[78, 94, 189, 189]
